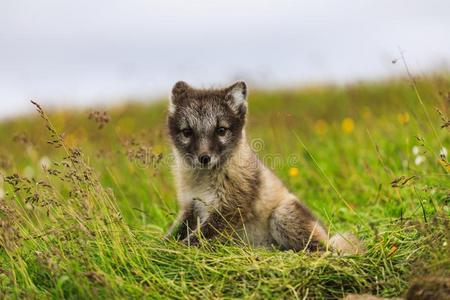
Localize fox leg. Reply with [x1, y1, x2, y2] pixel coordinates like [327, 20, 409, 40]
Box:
[165, 202, 198, 241]
[182, 211, 222, 245]
[183, 207, 245, 246]
[269, 198, 328, 251]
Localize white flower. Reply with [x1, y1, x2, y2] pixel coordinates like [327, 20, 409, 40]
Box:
[415, 155, 426, 166]
[39, 156, 52, 170]
[412, 146, 420, 155]
[443, 241, 448, 247]
[0, 187, 4, 200]
[440, 147, 448, 158]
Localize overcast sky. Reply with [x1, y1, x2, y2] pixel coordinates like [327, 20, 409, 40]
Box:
[1, 0, 449, 118]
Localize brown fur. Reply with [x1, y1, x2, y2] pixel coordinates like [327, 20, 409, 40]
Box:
[166, 81, 362, 253]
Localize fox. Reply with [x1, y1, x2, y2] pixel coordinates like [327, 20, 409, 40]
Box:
[166, 80, 363, 254]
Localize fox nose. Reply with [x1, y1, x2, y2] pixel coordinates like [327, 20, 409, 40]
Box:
[198, 154, 211, 165]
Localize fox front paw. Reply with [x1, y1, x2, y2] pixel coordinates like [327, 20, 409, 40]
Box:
[182, 235, 200, 247]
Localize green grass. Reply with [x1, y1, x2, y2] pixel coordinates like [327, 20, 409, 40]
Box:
[0, 74, 449, 299]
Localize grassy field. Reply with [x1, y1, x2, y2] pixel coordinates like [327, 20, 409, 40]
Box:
[0, 73, 449, 299]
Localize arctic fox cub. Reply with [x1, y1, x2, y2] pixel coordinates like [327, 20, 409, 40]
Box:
[166, 81, 362, 253]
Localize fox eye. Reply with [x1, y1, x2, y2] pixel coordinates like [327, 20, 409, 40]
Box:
[181, 128, 193, 138]
[216, 127, 227, 136]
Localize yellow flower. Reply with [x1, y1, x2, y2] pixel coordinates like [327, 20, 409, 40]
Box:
[397, 112, 410, 125]
[341, 118, 355, 133]
[64, 134, 77, 148]
[288, 167, 299, 177]
[314, 119, 328, 135]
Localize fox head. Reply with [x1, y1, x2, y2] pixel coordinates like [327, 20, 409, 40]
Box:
[168, 81, 248, 169]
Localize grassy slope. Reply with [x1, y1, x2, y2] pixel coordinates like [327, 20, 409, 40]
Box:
[0, 75, 449, 299]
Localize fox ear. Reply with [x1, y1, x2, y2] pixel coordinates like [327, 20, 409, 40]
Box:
[225, 81, 247, 109]
[169, 81, 190, 112]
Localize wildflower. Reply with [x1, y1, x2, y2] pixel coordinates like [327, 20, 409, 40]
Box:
[341, 118, 354, 133]
[39, 156, 52, 170]
[440, 147, 448, 158]
[412, 146, 420, 156]
[64, 134, 77, 148]
[443, 241, 448, 247]
[314, 119, 328, 135]
[415, 155, 426, 166]
[397, 112, 410, 125]
[288, 167, 299, 177]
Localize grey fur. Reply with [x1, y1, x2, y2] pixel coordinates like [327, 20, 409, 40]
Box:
[166, 81, 363, 254]
[269, 199, 323, 251]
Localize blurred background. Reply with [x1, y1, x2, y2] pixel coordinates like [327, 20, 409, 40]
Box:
[1, 0, 449, 118]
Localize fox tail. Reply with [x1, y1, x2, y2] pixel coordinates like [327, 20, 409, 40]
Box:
[329, 232, 365, 255]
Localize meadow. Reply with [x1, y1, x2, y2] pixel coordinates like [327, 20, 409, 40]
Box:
[0, 73, 449, 299]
